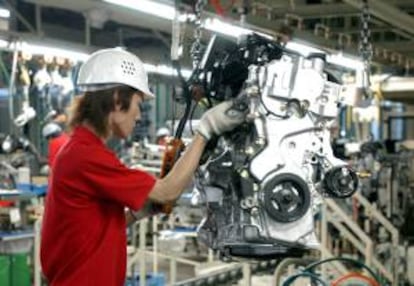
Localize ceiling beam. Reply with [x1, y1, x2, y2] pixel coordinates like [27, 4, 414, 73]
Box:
[253, 3, 358, 18]
[4, 0, 36, 33]
[246, 13, 414, 68]
[388, 0, 414, 7]
[330, 27, 390, 34]
[373, 40, 414, 52]
[343, 0, 414, 37]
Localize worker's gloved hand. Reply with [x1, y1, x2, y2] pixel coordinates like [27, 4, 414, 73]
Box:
[197, 100, 247, 141]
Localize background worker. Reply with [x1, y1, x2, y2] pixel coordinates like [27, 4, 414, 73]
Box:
[40, 48, 246, 286]
[41, 122, 69, 168]
[155, 126, 171, 146]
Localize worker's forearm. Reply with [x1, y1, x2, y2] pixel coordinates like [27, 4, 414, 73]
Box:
[160, 134, 207, 201]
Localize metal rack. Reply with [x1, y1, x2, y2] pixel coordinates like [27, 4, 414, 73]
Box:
[320, 194, 400, 284]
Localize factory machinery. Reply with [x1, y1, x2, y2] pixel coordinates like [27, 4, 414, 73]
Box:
[126, 33, 414, 285]
[12, 30, 414, 285]
[127, 138, 414, 285]
[1, 0, 414, 285]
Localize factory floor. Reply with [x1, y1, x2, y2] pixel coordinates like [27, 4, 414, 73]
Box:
[131, 252, 277, 286]
[137, 260, 275, 286]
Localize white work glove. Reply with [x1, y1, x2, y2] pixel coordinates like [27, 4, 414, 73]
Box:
[197, 100, 247, 141]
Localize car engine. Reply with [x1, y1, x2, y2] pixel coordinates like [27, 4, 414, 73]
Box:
[190, 34, 359, 259]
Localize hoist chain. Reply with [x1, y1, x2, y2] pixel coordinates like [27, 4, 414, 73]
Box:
[359, 0, 372, 86]
[190, 0, 206, 69]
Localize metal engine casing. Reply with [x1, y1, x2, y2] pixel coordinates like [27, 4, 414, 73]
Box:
[192, 35, 358, 259]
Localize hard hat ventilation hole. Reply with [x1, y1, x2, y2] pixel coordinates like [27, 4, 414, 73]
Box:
[121, 60, 137, 75]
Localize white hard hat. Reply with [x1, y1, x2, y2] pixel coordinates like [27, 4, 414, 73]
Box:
[156, 127, 170, 138]
[77, 48, 155, 100]
[42, 122, 62, 138]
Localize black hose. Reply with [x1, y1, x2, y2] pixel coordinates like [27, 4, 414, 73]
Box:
[282, 272, 328, 286]
[172, 60, 193, 139]
[303, 257, 382, 284]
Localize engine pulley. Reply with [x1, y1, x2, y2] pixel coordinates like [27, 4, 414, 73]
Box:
[322, 166, 358, 198]
[262, 174, 311, 223]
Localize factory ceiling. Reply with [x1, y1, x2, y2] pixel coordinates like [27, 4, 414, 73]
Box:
[6, 0, 414, 74]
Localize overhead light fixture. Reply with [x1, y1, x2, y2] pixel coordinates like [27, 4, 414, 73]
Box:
[103, 0, 175, 20]
[285, 41, 322, 56]
[103, 0, 270, 38]
[17, 42, 90, 62]
[286, 41, 364, 71]
[0, 39, 9, 48]
[204, 18, 253, 38]
[204, 18, 273, 39]
[0, 40, 89, 62]
[327, 53, 364, 71]
[0, 8, 10, 19]
[103, 0, 365, 71]
[1, 38, 190, 78]
[28, 43, 191, 77]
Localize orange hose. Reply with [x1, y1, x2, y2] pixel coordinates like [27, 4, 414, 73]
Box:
[331, 272, 380, 286]
[156, 138, 185, 214]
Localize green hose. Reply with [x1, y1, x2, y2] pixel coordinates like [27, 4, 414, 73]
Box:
[303, 257, 382, 284]
[282, 271, 328, 286]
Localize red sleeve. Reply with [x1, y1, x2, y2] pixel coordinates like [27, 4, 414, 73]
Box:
[48, 144, 54, 168]
[82, 148, 156, 211]
[48, 140, 59, 167]
[48, 134, 70, 167]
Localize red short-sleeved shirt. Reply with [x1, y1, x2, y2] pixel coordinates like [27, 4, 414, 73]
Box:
[41, 126, 156, 286]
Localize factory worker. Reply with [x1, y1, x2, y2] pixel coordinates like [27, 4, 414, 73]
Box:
[40, 47, 246, 286]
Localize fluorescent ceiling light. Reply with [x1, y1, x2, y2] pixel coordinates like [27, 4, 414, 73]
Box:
[286, 41, 363, 71]
[327, 53, 364, 71]
[0, 8, 10, 18]
[285, 41, 322, 56]
[204, 18, 254, 38]
[8, 40, 190, 77]
[12, 42, 89, 62]
[0, 39, 9, 48]
[103, 0, 364, 71]
[204, 18, 273, 39]
[103, 0, 175, 20]
[0, 38, 190, 78]
[104, 0, 270, 38]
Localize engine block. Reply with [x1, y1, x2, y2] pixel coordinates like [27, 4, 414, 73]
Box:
[192, 34, 358, 259]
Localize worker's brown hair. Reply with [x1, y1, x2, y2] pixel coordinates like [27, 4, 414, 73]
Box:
[69, 86, 139, 138]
